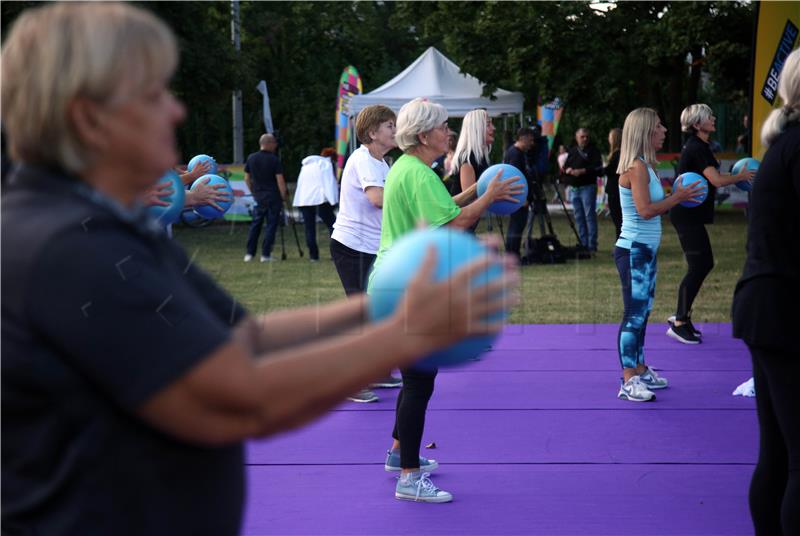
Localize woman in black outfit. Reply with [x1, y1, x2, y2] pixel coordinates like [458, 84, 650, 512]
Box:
[604, 127, 622, 240]
[732, 48, 800, 536]
[450, 108, 494, 232]
[666, 104, 755, 344]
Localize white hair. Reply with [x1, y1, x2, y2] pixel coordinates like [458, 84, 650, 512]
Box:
[452, 108, 491, 170]
[1, 2, 178, 174]
[761, 48, 800, 148]
[680, 104, 714, 133]
[394, 98, 448, 152]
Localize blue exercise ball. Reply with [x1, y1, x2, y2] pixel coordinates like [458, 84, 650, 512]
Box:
[476, 163, 528, 215]
[731, 157, 759, 192]
[368, 228, 506, 369]
[187, 154, 218, 176]
[190, 174, 234, 219]
[676, 172, 709, 208]
[148, 170, 185, 226]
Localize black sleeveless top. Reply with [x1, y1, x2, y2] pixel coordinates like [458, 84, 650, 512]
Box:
[450, 153, 490, 196]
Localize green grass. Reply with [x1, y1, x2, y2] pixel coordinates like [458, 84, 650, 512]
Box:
[173, 209, 748, 324]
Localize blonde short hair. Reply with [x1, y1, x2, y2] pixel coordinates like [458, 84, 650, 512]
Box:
[680, 104, 714, 133]
[617, 108, 660, 174]
[355, 105, 396, 145]
[394, 98, 448, 152]
[762, 48, 800, 148]
[1, 2, 178, 174]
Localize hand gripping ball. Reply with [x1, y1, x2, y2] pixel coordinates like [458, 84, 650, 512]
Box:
[476, 163, 528, 215]
[731, 157, 759, 192]
[190, 174, 234, 219]
[187, 154, 219, 176]
[148, 170, 185, 226]
[675, 172, 709, 208]
[368, 228, 507, 369]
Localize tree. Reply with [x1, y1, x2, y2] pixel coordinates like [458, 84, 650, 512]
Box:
[1, 0, 755, 170]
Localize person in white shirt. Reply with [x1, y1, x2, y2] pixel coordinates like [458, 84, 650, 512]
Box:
[292, 148, 339, 261]
[331, 104, 400, 402]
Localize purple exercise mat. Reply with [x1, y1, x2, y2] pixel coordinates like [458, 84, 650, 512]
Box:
[243, 464, 753, 535]
[243, 324, 757, 535]
[494, 323, 746, 351]
[247, 409, 757, 465]
[334, 370, 756, 411]
[457, 348, 752, 372]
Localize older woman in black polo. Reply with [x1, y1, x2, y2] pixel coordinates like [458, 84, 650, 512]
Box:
[0, 4, 516, 534]
[666, 104, 755, 344]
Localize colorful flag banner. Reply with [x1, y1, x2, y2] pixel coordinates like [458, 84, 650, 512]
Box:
[537, 97, 564, 153]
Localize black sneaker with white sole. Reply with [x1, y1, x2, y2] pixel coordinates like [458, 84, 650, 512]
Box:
[666, 322, 701, 344]
[667, 315, 702, 338]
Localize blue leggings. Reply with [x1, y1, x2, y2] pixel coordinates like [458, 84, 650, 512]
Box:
[614, 242, 658, 370]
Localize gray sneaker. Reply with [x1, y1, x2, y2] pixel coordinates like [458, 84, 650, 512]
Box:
[370, 375, 402, 389]
[384, 450, 438, 472]
[395, 472, 452, 503]
[618, 376, 656, 402]
[347, 389, 378, 403]
[639, 366, 668, 390]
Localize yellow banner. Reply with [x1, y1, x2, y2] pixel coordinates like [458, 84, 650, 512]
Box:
[752, 1, 800, 159]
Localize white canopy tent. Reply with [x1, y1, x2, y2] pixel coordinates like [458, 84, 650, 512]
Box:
[347, 48, 524, 149]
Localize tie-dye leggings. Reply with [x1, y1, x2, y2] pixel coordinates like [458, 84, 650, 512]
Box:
[614, 242, 658, 370]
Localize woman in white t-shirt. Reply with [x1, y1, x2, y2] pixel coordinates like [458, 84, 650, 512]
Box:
[331, 104, 400, 402]
[331, 105, 396, 294]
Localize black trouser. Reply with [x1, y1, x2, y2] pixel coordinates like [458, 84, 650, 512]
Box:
[505, 204, 529, 258]
[607, 191, 622, 241]
[246, 196, 282, 257]
[330, 238, 376, 296]
[391, 367, 438, 469]
[749, 345, 800, 535]
[299, 204, 336, 260]
[672, 221, 714, 321]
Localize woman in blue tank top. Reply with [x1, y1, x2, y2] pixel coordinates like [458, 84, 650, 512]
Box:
[614, 108, 705, 402]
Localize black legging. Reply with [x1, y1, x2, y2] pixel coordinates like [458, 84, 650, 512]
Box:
[749, 345, 800, 535]
[672, 221, 714, 321]
[391, 367, 437, 469]
[329, 238, 376, 296]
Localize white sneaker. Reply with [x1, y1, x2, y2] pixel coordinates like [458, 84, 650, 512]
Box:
[260, 255, 276, 262]
[639, 366, 668, 390]
[618, 376, 656, 402]
[243, 254, 254, 262]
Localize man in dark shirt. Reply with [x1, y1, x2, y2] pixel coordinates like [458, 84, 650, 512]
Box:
[564, 128, 603, 251]
[504, 127, 535, 257]
[244, 133, 287, 262]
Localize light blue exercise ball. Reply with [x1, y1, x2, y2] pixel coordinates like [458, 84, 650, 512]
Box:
[731, 157, 759, 192]
[187, 154, 218, 176]
[368, 228, 506, 369]
[476, 163, 528, 215]
[190, 174, 234, 219]
[148, 170, 185, 226]
[676, 172, 709, 208]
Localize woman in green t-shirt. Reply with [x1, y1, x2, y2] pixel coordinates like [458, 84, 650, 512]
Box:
[377, 97, 522, 503]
